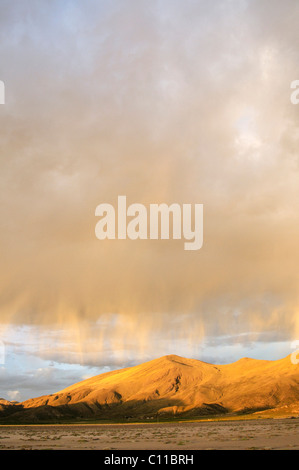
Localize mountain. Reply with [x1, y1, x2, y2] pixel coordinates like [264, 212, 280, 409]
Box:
[1, 354, 298, 422]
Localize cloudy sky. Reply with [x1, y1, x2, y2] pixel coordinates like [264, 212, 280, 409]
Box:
[0, 0, 299, 401]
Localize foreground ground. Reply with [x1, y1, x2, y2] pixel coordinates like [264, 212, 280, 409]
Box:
[0, 418, 298, 450]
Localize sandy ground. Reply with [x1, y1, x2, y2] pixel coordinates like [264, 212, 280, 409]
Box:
[0, 418, 298, 450]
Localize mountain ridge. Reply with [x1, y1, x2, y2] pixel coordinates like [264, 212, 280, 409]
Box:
[0, 354, 298, 423]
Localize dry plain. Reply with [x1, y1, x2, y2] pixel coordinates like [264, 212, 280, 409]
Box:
[0, 418, 298, 450]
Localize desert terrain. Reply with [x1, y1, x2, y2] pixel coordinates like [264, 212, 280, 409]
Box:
[0, 418, 298, 450]
[0, 354, 298, 450]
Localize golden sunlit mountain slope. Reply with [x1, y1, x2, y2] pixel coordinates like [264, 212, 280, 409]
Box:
[1, 355, 298, 422]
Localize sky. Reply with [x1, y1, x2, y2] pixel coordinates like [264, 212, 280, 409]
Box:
[0, 0, 299, 401]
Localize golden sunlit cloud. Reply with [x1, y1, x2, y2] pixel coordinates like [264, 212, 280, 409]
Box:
[0, 0, 299, 387]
